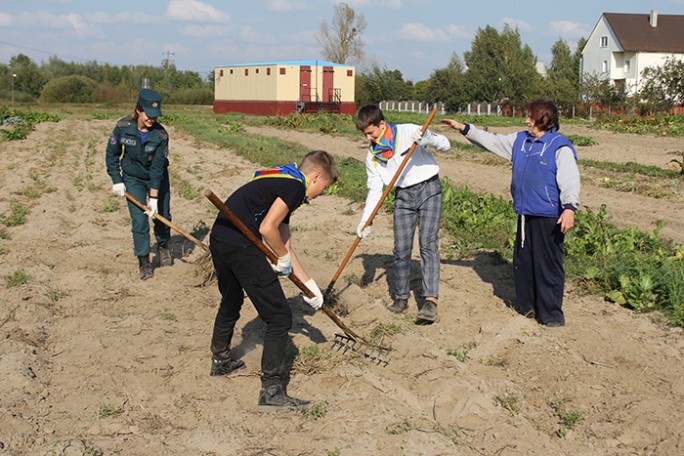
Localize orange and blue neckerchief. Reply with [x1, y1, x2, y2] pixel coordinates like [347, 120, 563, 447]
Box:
[371, 123, 398, 163]
[251, 163, 310, 204]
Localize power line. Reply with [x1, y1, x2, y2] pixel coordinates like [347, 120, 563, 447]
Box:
[0, 39, 90, 63]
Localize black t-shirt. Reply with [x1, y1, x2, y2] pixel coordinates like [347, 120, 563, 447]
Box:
[210, 177, 306, 247]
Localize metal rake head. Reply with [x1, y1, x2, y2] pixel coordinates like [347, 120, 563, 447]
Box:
[332, 333, 391, 367]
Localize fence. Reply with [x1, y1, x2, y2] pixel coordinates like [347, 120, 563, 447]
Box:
[380, 100, 508, 116]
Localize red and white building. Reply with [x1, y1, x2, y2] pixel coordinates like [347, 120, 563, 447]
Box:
[213, 60, 356, 115]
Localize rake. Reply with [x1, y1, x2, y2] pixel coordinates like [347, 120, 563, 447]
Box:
[204, 189, 391, 366]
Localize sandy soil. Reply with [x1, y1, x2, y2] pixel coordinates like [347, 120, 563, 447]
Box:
[1, 117, 683, 456]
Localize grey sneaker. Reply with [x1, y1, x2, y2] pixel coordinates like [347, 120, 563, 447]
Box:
[210, 356, 245, 377]
[138, 255, 154, 281]
[387, 298, 408, 314]
[258, 384, 310, 412]
[158, 245, 173, 267]
[416, 300, 438, 325]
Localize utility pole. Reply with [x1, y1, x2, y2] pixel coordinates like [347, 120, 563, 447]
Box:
[11, 72, 16, 106]
[161, 50, 175, 69]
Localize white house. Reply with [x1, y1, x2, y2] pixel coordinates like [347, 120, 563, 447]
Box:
[581, 10, 684, 95]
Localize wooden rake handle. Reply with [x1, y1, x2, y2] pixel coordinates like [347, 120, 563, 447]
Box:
[203, 188, 366, 342]
[324, 107, 439, 296]
[124, 191, 209, 252]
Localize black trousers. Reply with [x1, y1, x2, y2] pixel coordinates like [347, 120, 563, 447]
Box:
[209, 241, 292, 387]
[513, 215, 566, 325]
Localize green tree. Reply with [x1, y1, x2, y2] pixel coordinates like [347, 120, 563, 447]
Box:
[638, 57, 684, 113]
[41, 75, 98, 102]
[316, 2, 366, 65]
[545, 38, 580, 107]
[463, 24, 541, 107]
[424, 53, 466, 111]
[356, 66, 412, 105]
[10, 54, 45, 98]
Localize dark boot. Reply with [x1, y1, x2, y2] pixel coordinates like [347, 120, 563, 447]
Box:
[138, 255, 154, 280]
[210, 355, 245, 377]
[416, 300, 438, 325]
[158, 244, 173, 267]
[387, 298, 408, 314]
[257, 384, 310, 412]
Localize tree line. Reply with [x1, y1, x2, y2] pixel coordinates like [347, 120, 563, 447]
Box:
[0, 54, 213, 106]
[321, 3, 684, 116]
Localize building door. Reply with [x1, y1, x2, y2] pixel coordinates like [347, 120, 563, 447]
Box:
[322, 66, 334, 102]
[299, 66, 312, 102]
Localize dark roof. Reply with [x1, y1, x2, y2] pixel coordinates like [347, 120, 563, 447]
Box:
[603, 12, 684, 53]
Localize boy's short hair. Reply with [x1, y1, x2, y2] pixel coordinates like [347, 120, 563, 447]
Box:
[355, 104, 384, 131]
[299, 150, 339, 184]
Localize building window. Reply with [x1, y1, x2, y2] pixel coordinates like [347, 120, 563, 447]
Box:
[347, 70, 353, 77]
[602, 60, 608, 72]
[624, 59, 631, 73]
[256, 68, 259, 74]
[267, 68, 271, 76]
[279, 68, 286, 75]
[600, 36, 608, 47]
[230, 69, 233, 74]
[219, 69, 224, 77]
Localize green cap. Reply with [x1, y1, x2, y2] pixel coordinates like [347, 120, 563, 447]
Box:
[137, 89, 162, 118]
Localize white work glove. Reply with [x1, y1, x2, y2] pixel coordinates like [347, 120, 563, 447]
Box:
[302, 278, 324, 310]
[357, 221, 372, 240]
[270, 251, 292, 277]
[145, 197, 158, 218]
[411, 129, 437, 148]
[112, 182, 126, 197]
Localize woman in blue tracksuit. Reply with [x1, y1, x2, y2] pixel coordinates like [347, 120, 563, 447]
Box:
[442, 99, 580, 327]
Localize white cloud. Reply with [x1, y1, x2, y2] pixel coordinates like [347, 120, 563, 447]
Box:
[399, 23, 469, 42]
[550, 20, 591, 39]
[166, 0, 231, 23]
[502, 17, 532, 32]
[238, 25, 277, 45]
[181, 24, 232, 38]
[342, 0, 402, 8]
[0, 13, 11, 26]
[268, 0, 310, 11]
[89, 11, 156, 24]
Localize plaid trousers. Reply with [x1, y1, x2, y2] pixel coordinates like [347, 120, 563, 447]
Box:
[392, 175, 442, 300]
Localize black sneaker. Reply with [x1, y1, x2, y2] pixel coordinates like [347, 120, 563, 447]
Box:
[158, 245, 173, 267]
[257, 384, 310, 412]
[138, 255, 154, 281]
[210, 356, 245, 377]
[387, 298, 408, 314]
[416, 300, 438, 325]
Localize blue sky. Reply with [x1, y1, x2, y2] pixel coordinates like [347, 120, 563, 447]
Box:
[1, 0, 683, 82]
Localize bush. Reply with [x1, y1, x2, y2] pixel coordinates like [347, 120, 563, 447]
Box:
[41, 75, 98, 103]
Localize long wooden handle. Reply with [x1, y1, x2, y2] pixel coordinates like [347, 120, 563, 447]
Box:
[324, 107, 439, 296]
[203, 188, 365, 342]
[124, 191, 209, 252]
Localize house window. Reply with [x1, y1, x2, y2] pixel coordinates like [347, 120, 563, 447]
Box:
[256, 68, 259, 74]
[267, 68, 271, 76]
[244, 69, 249, 76]
[219, 69, 224, 77]
[624, 59, 631, 73]
[279, 68, 286, 75]
[230, 69, 233, 74]
[602, 60, 608, 72]
[347, 70, 353, 77]
[600, 36, 608, 47]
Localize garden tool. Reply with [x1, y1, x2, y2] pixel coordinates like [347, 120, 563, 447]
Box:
[204, 188, 390, 366]
[124, 191, 209, 253]
[323, 107, 438, 298]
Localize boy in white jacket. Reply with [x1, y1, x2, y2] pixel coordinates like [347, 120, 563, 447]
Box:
[355, 105, 451, 324]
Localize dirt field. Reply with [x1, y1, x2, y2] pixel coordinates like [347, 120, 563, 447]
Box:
[1, 117, 683, 456]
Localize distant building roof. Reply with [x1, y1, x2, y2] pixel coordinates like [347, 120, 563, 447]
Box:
[603, 12, 684, 53]
[215, 60, 352, 68]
